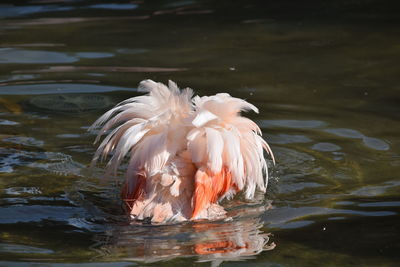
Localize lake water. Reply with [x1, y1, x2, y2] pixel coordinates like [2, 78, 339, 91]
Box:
[0, 0, 399, 266]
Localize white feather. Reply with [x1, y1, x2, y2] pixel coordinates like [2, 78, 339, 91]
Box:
[192, 110, 218, 127]
[90, 79, 274, 223]
[187, 129, 207, 164]
[205, 127, 224, 173]
[222, 129, 244, 188]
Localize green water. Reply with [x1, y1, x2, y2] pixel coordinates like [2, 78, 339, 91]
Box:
[0, 0, 399, 266]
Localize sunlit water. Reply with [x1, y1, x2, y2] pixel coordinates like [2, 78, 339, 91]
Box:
[0, 1, 399, 266]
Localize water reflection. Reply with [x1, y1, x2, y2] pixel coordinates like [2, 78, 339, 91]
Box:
[0, 48, 78, 64]
[28, 94, 113, 113]
[0, 74, 37, 83]
[268, 133, 312, 144]
[0, 83, 133, 95]
[88, 4, 138, 10]
[263, 118, 390, 152]
[0, 144, 83, 175]
[0, 0, 399, 265]
[0, 4, 73, 18]
[0, 49, 115, 64]
[325, 128, 390, 151]
[75, 52, 114, 59]
[5, 16, 150, 27]
[259, 119, 327, 129]
[94, 212, 275, 264]
[0, 2, 139, 19]
[3, 136, 44, 147]
[0, 243, 54, 254]
[311, 142, 341, 152]
[15, 65, 188, 74]
[0, 119, 19, 126]
[265, 205, 397, 229]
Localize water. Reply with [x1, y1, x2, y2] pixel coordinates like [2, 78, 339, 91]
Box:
[0, 0, 399, 266]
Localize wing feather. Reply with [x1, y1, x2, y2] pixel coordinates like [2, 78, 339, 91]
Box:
[90, 79, 274, 222]
[189, 92, 274, 201]
[205, 127, 224, 173]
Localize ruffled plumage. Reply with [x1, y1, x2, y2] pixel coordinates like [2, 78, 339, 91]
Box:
[89, 79, 274, 223]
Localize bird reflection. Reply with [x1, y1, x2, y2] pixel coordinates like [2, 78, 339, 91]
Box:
[92, 204, 275, 264]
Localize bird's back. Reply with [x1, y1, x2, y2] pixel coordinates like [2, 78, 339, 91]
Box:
[90, 80, 274, 223]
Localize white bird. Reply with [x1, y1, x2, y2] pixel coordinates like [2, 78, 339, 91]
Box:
[90, 80, 274, 223]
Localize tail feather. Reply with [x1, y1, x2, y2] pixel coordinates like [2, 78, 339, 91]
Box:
[188, 92, 274, 200]
[89, 80, 274, 222]
[121, 173, 146, 212]
[192, 167, 232, 219]
[90, 119, 144, 168]
[106, 123, 150, 175]
[89, 80, 193, 176]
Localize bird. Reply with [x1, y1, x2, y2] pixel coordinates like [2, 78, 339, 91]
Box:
[89, 80, 274, 223]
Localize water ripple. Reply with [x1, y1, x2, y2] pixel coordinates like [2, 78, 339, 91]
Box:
[0, 148, 84, 175]
[0, 243, 54, 254]
[3, 136, 44, 147]
[0, 119, 19, 125]
[88, 4, 138, 10]
[264, 206, 397, 230]
[0, 48, 78, 64]
[4, 187, 42, 196]
[325, 128, 390, 151]
[259, 119, 327, 129]
[0, 4, 73, 18]
[311, 142, 341, 152]
[95, 216, 275, 264]
[0, 83, 134, 95]
[0, 205, 86, 224]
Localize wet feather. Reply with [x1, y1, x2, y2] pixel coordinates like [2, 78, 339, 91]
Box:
[89, 80, 274, 223]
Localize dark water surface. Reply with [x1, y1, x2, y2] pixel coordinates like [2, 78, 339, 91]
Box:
[0, 0, 399, 266]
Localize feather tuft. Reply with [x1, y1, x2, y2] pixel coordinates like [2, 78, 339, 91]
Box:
[90, 80, 274, 223]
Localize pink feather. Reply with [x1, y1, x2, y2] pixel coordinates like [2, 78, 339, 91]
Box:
[90, 80, 274, 223]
